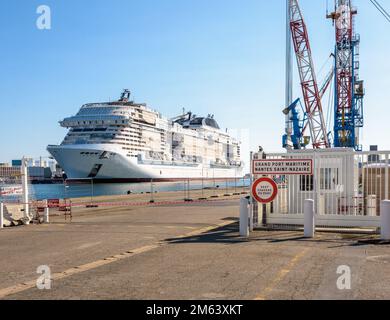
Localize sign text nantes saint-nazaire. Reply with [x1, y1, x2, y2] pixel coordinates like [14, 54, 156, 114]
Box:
[252, 159, 313, 175]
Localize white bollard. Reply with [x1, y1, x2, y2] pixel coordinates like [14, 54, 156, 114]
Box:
[44, 200, 49, 224]
[0, 203, 4, 229]
[381, 200, 390, 241]
[240, 197, 250, 237]
[304, 199, 315, 238]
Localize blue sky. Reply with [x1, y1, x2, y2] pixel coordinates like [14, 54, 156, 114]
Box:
[1, 0, 389, 163]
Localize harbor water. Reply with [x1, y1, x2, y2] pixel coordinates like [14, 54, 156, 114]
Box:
[26, 179, 250, 201]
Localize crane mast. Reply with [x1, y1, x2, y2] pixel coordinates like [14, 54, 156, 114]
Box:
[289, 0, 330, 149]
[327, 0, 364, 151]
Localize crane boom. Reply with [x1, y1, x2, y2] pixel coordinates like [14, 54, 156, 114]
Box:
[289, 0, 330, 149]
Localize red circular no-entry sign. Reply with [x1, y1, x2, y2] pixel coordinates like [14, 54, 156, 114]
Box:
[251, 178, 278, 204]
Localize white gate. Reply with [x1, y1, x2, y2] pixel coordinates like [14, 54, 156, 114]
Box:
[251, 149, 389, 228]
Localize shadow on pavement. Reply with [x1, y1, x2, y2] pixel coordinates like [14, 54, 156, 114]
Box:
[166, 222, 245, 244]
[165, 222, 387, 248]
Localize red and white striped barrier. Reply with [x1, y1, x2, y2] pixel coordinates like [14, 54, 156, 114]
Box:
[0, 187, 23, 196]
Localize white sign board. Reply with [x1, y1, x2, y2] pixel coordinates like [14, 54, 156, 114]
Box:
[252, 159, 313, 175]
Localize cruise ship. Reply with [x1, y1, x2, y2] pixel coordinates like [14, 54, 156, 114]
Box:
[47, 90, 243, 182]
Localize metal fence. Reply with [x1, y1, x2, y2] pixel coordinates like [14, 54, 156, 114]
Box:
[57, 177, 250, 206]
[251, 149, 389, 228]
[1, 172, 250, 227]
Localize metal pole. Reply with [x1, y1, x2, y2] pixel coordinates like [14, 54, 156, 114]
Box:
[262, 203, 267, 225]
[240, 197, 250, 237]
[0, 202, 4, 229]
[44, 200, 49, 224]
[187, 178, 190, 200]
[381, 200, 390, 240]
[249, 198, 254, 232]
[213, 170, 216, 197]
[150, 179, 154, 203]
[202, 176, 204, 198]
[90, 178, 94, 206]
[314, 152, 320, 217]
[64, 179, 67, 200]
[285, 0, 293, 147]
[21, 157, 30, 224]
[304, 199, 315, 238]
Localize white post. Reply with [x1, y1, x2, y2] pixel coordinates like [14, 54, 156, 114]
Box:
[240, 197, 250, 237]
[44, 200, 49, 224]
[0, 202, 4, 229]
[304, 199, 315, 238]
[381, 200, 390, 241]
[21, 157, 30, 225]
[150, 179, 154, 203]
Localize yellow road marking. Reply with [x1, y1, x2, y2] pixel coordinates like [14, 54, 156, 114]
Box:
[0, 220, 236, 299]
[254, 248, 309, 300]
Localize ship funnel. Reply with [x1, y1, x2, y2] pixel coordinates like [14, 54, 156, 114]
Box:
[119, 89, 131, 102]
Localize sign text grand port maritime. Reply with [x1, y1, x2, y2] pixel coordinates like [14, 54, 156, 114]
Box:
[252, 159, 313, 175]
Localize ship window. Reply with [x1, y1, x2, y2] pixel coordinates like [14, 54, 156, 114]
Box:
[205, 118, 220, 129]
[190, 118, 204, 126]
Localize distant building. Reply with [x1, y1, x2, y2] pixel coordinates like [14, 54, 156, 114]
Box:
[12, 160, 22, 167]
[368, 145, 380, 163]
[1, 158, 59, 181]
[0, 166, 20, 178]
[27, 167, 52, 180]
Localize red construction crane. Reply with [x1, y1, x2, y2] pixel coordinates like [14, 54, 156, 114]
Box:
[289, 0, 330, 149]
[327, 0, 364, 151]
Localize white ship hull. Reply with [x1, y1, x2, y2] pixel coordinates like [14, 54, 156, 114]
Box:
[48, 144, 243, 182]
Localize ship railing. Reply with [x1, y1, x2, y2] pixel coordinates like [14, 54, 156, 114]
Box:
[138, 159, 199, 167]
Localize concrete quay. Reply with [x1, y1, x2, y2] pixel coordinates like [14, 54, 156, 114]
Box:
[0, 196, 390, 300]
